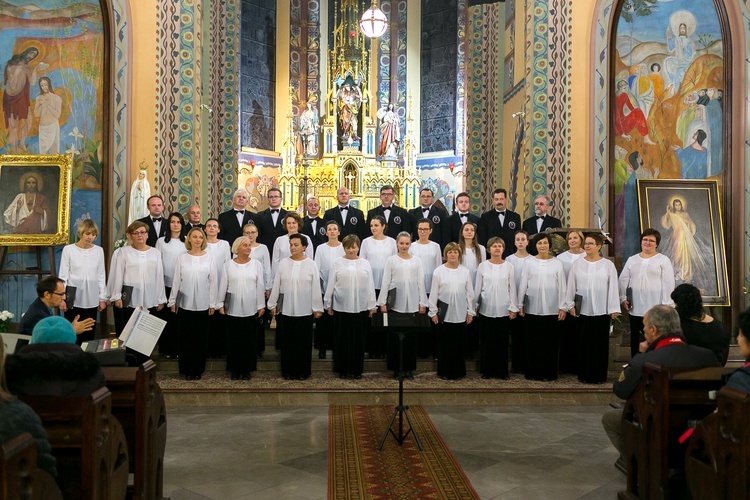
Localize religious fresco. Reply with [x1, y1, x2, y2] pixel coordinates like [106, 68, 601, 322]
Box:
[611, 1, 724, 263]
[0, 0, 104, 242]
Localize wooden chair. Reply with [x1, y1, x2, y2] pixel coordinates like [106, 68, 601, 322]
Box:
[1, 432, 62, 500]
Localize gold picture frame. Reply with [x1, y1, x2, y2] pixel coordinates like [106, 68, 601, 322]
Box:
[0, 154, 72, 246]
[637, 179, 729, 306]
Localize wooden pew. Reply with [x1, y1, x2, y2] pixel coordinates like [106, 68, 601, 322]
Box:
[685, 386, 750, 499]
[20, 387, 129, 500]
[103, 360, 167, 500]
[1, 432, 62, 500]
[619, 363, 727, 500]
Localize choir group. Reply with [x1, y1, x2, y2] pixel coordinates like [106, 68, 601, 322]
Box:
[55, 184, 683, 384]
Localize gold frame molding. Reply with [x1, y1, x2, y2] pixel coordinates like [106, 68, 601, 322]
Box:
[0, 154, 73, 246]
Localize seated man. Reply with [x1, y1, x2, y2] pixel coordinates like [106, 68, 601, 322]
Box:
[5, 316, 106, 397]
[601, 305, 719, 457]
[17, 276, 95, 336]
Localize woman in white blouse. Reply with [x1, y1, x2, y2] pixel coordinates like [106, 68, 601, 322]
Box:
[324, 234, 377, 379]
[242, 223, 272, 358]
[58, 219, 107, 343]
[459, 221, 486, 359]
[410, 218, 442, 359]
[429, 242, 475, 380]
[268, 233, 324, 380]
[204, 218, 230, 358]
[314, 221, 345, 360]
[566, 233, 620, 383]
[271, 213, 314, 276]
[556, 230, 585, 375]
[474, 237, 517, 379]
[518, 233, 566, 381]
[107, 233, 131, 334]
[505, 230, 530, 374]
[155, 212, 187, 357]
[378, 232, 428, 379]
[361, 215, 397, 359]
[219, 236, 266, 380]
[168, 228, 218, 380]
[618, 228, 675, 357]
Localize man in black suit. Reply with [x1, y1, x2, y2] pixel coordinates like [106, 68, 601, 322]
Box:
[217, 189, 254, 249]
[300, 196, 326, 251]
[137, 195, 167, 246]
[17, 277, 95, 336]
[255, 187, 287, 255]
[522, 195, 562, 235]
[181, 204, 204, 236]
[366, 184, 412, 239]
[448, 191, 480, 243]
[323, 186, 367, 240]
[408, 187, 450, 250]
[478, 188, 521, 258]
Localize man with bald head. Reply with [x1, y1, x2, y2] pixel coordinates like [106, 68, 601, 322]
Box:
[182, 205, 204, 236]
[218, 189, 254, 248]
[323, 187, 367, 240]
[522, 195, 562, 235]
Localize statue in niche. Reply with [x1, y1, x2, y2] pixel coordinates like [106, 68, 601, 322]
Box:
[337, 76, 362, 142]
[128, 164, 151, 224]
[377, 103, 400, 157]
[298, 101, 319, 157]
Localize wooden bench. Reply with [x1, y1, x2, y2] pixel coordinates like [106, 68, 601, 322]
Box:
[103, 360, 167, 500]
[685, 386, 750, 499]
[619, 362, 727, 500]
[20, 387, 129, 500]
[1, 432, 62, 500]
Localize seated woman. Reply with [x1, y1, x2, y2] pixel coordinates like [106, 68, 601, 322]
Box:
[0, 340, 57, 478]
[726, 308, 750, 393]
[671, 283, 730, 366]
[5, 316, 105, 397]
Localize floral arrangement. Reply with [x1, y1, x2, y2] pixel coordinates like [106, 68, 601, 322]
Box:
[0, 310, 14, 333]
[114, 238, 127, 250]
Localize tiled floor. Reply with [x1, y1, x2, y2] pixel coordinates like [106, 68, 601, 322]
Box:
[163, 405, 625, 499]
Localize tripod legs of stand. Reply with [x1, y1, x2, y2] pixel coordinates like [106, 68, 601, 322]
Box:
[378, 329, 423, 451]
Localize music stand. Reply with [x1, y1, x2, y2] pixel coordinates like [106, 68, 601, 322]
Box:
[377, 313, 424, 451]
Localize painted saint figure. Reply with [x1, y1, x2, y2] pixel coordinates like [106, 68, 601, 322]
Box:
[377, 103, 400, 157]
[298, 101, 319, 157]
[672, 130, 708, 179]
[128, 168, 151, 223]
[3, 47, 48, 150]
[337, 76, 362, 142]
[34, 77, 62, 154]
[659, 198, 711, 288]
[665, 13, 696, 92]
[3, 172, 52, 233]
[614, 79, 656, 145]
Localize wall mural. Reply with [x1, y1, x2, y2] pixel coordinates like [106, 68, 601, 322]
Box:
[612, 1, 724, 267]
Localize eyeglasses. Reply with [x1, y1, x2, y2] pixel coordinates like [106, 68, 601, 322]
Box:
[268, 195, 281, 199]
[583, 242, 597, 246]
[417, 228, 430, 231]
[131, 231, 148, 236]
[641, 238, 657, 244]
[51, 292, 66, 297]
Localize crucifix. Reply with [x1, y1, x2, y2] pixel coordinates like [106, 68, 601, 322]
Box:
[344, 170, 356, 193]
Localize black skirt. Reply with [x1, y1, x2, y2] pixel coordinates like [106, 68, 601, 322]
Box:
[333, 311, 368, 376]
[478, 314, 510, 378]
[177, 308, 210, 376]
[509, 314, 526, 373]
[524, 314, 560, 381]
[558, 314, 580, 374]
[577, 314, 611, 384]
[157, 286, 179, 356]
[280, 314, 314, 378]
[225, 314, 258, 375]
[437, 321, 466, 379]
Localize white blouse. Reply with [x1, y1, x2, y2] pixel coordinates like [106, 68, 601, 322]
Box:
[58, 244, 107, 308]
[324, 258, 377, 313]
[156, 237, 187, 286]
[618, 253, 675, 317]
[409, 240, 442, 292]
[556, 250, 585, 279]
[218, 259, 266, 317]
[518, 256, 566, 316]
[205, 240, 231, 271]
[474, 261, 518, 318]
[271, 234, 314, 276]
[315, 243, 345, 292]
[565, 258, 620, 316]
[268, 257, 324, 317]
[360, 236, 397, 290]
[460, 245, 487, 284]
[111, 246, 167, 308]
[168, 253, 218, 311]
[428, 265, 475, 324]
[106, 246, 125, 300]
[505, 253, 531, 291]
[377, 255, 428, 313]
[249, 244, 272, 291]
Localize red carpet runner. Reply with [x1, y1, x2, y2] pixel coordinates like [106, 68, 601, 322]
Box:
[328, 405, 480, 499]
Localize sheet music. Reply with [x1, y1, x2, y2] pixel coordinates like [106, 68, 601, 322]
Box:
[119, 307, 167, 356]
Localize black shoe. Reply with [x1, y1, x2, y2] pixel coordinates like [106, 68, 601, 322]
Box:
[393, 371, 400, 379]
[257, 353, 264, 359]
[339, 374, 347, 379]
[231, 373, 240, 380]
[242, 373, 251, 380]
[318, 350, 326, 359]
[195, 374, 202, 380]
[405, 371, 414, 380]
[482, 374, 491, 379]
[353, 374, 362, 380]
[283, 374, 293, 380]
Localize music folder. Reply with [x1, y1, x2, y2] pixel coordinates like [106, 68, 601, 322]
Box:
[65, 285, 77, 306]
[574, 294, 582, 314]
[276, 293, 284, 315]
[436, 300, 448, 324]
[385, 288, 397, 311]
[626, 287, 633, 310]
[121, 285, 134, 308]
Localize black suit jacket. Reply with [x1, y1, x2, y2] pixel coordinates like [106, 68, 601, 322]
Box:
[181, 222, 204, 238]
[522, 214, 562, 236]
[477, 209, 521, 258]
[218, 209, 255, 248]
[408, 205, 450, 250]
[323, 206, 368, 240]
[17, 297, 53, 335]
[255, 208, 288, 255]
[137, 215, 168, 247]
[448, 212, 480, 244]
[300, 216, 326, 251]
[367, 205, 412, 240]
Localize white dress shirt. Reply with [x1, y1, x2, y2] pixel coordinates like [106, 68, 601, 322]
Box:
[618, 253, 675, 316]
[428, 265, 475, 323]
[111, 246, 167, 307]
[168, 253, 218, 311]
[565, 258, 620, 316]
[324, 258, 377, 313]
[58, 243, 107, 308]
[410, 240, 442, 292]
[218, 258, 266, 316]
[314, 243, 345, 292]
[156, 237, 187, 286]
[268, 257, 324, 316]
[377, 255, 428, 313]
[474, 261, 518, 318]
[518, 256, 566, 316]
[360, 236, 397, 290]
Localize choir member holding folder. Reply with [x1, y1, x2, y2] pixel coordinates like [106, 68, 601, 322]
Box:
[314, 221, 345, 359]
[204, 218, 230, 358]
[565, 233, 620, 384]
[168, 228, 218, 381]
[428, 242, 475, 380]
[459, 222, 486, 359]
[556, 230, 585, 375]
[219, 236, 266, 380]
[410, 218, 442, 359]
[268, 233, 324, 380]
[474, 237, 517, 379]
[241, 223, 272, 358]
[155, 213, 187, 358]
[58, 219, 107, 343]
[518, 232, 566, 381]
[505, 230, 530, 374]
[378, 232, 428, 379]
[324, 235, 377, 379]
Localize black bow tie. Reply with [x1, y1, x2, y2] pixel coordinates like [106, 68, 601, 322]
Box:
[459, 213, 468, 217]
[496, 210, 505, 215]
[382, 206, 391, 211]
[270, 209, 279, 214]
[152, 217, 162, 222]
[235, 210, 244, 214]
[340, 206, 349, 211]
[537, 215, 545, 220]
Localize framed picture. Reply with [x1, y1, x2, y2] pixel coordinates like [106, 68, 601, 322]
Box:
[637, 179, 729, 306]
[0, 154, 72, 246]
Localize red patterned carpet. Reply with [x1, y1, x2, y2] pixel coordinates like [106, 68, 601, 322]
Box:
[328, 405, 480, 499]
